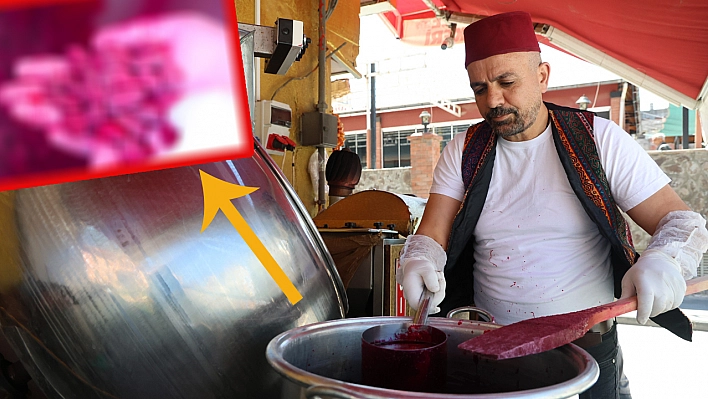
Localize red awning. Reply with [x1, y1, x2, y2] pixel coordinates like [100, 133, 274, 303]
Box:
[378, 0, 708, 109]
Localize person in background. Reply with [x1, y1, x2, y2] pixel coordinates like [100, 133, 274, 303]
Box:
[395, 11, 708, 399]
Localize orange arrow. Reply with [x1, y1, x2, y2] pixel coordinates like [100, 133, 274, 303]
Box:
[199, 170, 303, 305]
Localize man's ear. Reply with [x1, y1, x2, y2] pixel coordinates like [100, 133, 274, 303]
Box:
[538, 62, 550, 93]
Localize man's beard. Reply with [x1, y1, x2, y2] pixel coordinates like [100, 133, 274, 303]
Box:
[485, 101, 540, 138]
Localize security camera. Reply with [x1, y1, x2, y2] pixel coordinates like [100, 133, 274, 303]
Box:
[265, 18, 306, 75]
[441, 36, 454, 50]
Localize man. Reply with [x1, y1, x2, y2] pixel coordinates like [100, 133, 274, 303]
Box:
[396, 11, 708, 399]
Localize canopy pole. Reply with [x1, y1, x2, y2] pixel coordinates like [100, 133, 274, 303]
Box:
[683, 107, 690, 149]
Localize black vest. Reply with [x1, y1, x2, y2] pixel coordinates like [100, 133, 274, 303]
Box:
[438, 103, 688, 335]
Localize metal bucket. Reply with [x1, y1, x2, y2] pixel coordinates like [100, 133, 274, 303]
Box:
[361, 324, 447, 392]
[266, 316, 599, 399]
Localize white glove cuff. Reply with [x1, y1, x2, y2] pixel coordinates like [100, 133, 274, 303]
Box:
[399, 234, 447, 272]
[646, 210, 708, 279]
[639, 248, 681, 273]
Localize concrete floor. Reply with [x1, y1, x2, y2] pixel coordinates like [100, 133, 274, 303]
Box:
[618, 304, 708, 398]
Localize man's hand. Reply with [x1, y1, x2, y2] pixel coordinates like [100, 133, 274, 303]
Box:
[621, 249, 686, 324]
[396, 258, 446, 314]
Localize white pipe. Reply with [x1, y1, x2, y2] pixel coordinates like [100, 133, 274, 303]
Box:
[421, 0, 445, 20]
[255, 0, 261, 101]
[699, 100, 707, 147]
[318, 6, 327, 210]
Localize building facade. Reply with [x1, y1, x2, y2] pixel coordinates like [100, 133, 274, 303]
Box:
[337, 79, 639, 197]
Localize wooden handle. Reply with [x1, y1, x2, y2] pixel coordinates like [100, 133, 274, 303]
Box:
[589, 274, 708, 325]
[686, 275, 708, 296]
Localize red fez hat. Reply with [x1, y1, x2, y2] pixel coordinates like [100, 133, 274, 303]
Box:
[464, 11, 540, 67]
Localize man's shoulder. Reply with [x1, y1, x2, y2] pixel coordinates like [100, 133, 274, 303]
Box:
[545, 102, 595, 118]
[546, 102, 599, 132]
[455, 120, 491, 147]
[591, 114, 615, 130]
[466, 119, 488, 132]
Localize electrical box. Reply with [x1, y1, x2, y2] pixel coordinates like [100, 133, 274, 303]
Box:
[255, 100, 296, 155]
[300, 111, 339, 147]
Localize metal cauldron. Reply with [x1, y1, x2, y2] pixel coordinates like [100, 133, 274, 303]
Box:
[266, 316, 599, 399]
[0, 144, 347, 398]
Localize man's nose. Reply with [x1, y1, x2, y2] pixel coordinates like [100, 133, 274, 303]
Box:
[485, 85, 505, 109]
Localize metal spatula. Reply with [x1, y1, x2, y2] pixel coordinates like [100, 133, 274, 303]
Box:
[411, 286, 434, 326]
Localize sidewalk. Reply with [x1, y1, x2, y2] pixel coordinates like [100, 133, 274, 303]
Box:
[618, 323, 708, 398]
[617, 295, 708, 398]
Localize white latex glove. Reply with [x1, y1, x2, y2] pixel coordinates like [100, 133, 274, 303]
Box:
[646, 210, 708, 279]
[620, 249, 686, 325]
[396, 234, 447, 315]
[396, 258, 446, 314]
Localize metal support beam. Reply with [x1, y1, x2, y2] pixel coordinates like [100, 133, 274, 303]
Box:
[369, 63, 377, 168]
[683, 107, 690, 149]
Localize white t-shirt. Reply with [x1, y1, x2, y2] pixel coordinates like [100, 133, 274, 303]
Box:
[431, 116, 670, 325]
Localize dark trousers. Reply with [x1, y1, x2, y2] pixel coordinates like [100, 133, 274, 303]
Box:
[578, 323, 631, 399]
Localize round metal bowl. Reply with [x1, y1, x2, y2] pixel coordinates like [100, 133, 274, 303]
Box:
[266, 316, 599, 399]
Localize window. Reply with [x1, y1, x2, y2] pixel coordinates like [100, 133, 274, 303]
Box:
[434, 125, 452, 142]
[383, 129, 414, 168]
[344, 131, 367, 168]
[434, 123, 474, 150]
[345, 120, 481, 169]
[596, 110, 610, 120]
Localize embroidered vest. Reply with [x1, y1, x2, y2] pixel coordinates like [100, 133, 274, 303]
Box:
[439, 102, 689, 335]
[440, 102, 639, 314]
